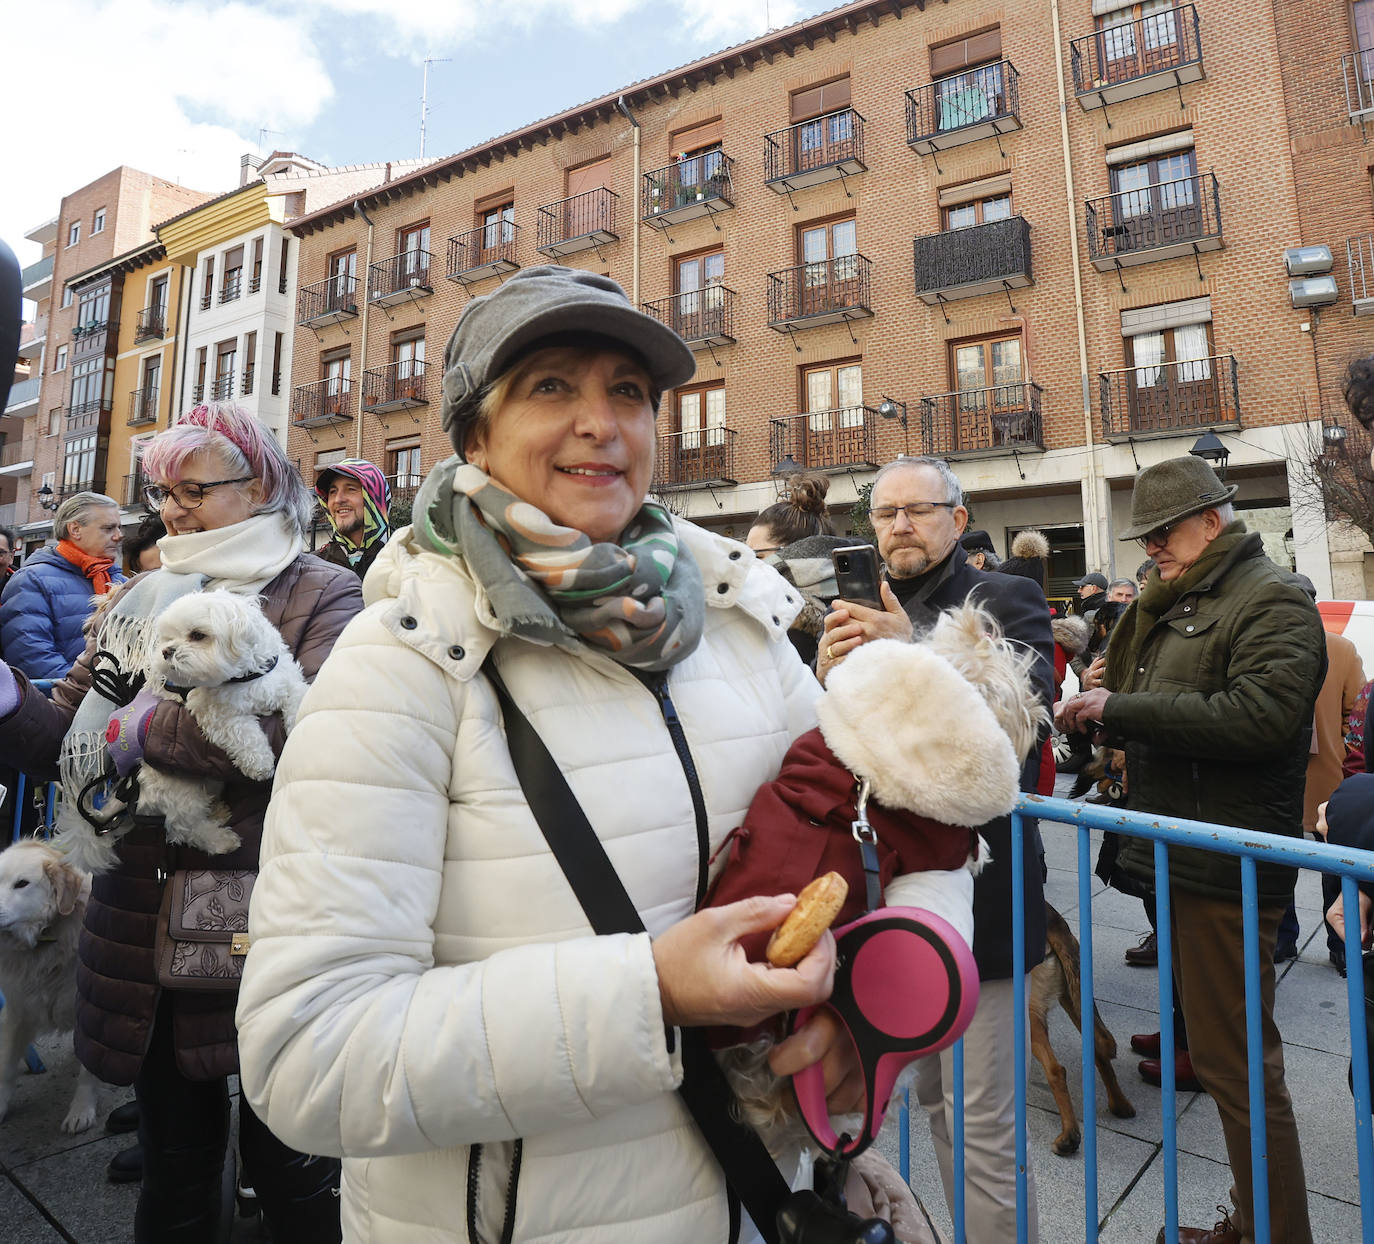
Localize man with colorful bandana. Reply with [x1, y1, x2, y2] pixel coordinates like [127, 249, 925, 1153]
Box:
[314, 460, 391, 579]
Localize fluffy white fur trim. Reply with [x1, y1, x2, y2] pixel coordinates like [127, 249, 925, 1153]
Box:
[1011, 529, 1050, 560]
[817, 639, 1020, 826]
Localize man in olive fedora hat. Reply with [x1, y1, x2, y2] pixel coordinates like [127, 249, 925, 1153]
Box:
[1059, 456, 1323, 1244]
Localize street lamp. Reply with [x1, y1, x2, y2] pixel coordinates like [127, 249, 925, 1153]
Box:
[771, 453, 803, 499]
[877, 395, 910, 456]
[36, 484, 58, 512]
[1188, 429, 1230, 479]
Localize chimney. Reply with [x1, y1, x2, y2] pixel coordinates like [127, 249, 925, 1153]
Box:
[240, 153, 266, 187]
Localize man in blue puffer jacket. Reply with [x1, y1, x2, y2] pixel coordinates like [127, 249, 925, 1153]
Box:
[0, 492, 125, 680]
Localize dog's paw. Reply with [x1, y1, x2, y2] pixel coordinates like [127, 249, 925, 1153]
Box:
[237, 753, 276, 783]
[200, 826, 243, 856]
[1052, 1125, 1081, 1156]
[61, 1102, 98, 1134]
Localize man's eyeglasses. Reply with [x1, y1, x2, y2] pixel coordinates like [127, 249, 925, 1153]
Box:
[869, 502, 957, 525]
[143, 477, 256, 511]
[1134, 520, 1181, 551]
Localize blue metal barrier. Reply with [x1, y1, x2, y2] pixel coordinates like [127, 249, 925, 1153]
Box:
[898, 793, 1374, 1244]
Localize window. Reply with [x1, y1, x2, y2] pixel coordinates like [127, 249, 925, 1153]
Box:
[322, 350, 351, 416]
[243, 331, 257, 395]
[797, 217, 859, 315]
[75, 282, 110, 334]
[66, 221, 80, 248]
[790, 77, 853, 171]
[563, 159, 613, 238]
[315, 448, 346, 471]
[194, 346, 208, 399]
[271, 332, 284, 396]
[250, 237, 264, 293]
[677, 383, 726, 450]
[63, 433, 97, 491]
[61, 286, 73, 308]
[201, 258, 215, 310]
[950, 333, 1030, 446]
[804, 360, 864, 432]
[392, 335, 425, 402]
[92, 208, 106, 234]
[149, 274, 169, 315]
[139, 355, 161, 422]
[1111, 146, 1197, 220]
[389, 443, 422, 492]
[69, 357, 105, 412]
[222, 246, 244, 302]
[930, 29, 1006, 133]
[673, 250, 725, 337]
[53, 345, 68, 372]
[1123, 315, 1220, 431]
[278, 238, 290, 294]
[1096, 1, 1180, 79]
[327, 249, 357, 312]
[945, 193, 1012, 230]
[480, 202, 515, 253]
[399, 223, 430, 269]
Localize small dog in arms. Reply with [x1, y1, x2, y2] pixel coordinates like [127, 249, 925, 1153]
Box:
[0, 839, 101, 1133]
[137, 591, 307, 855]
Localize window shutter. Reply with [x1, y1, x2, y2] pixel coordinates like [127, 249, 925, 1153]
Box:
[670, 119, 723, 154]
[1120, 296, 1212, 335]
[1106, 130, 1195, 165]
[930, 27, 1003, 77]
[938, 174, 1014, 207]
[566, 158, 611, 196]
[790, 77, 849, 122]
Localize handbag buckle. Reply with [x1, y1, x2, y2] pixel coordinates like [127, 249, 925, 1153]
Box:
[230, 933, 251, 957]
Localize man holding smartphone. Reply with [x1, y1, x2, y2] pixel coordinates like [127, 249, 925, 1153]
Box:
[820, 456, 1055, 1243]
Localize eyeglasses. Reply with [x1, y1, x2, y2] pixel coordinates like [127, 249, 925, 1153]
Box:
[143, 477, 256, 511]
[1134, 520, 1182, 551]
[869, 502, 957, 525]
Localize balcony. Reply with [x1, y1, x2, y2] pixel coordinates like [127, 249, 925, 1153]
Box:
[369, 250, 433, 307]
[128, 387, 159, 426]
[642, 152, 734, 228]
[4, 377, 41, 415]
[764, 109, 866, 194]
[906, 61, 1022, 156]
[122, 472, 149, 509]
[134, 305, 166, 343]
[242, 364, 256, 396]
[655, 427, 737, 491]
[65, 400, 109, 433]
[0, 440, 35, 475]
[642, 287, 737, 349]
[769, 407, 880, 474]
[768, 255, 874, 331]
[1347, 50, 1374, 123]
[913, 216, 1032, 304]
[1071, 5, 1204, 111]
[72, 319, 116, 355]
[297, 275, 359, 327]
[920, 382, 1045, 457]
[292, 378, 353, 428]
[17, 319, 46, 360]
[1086, 173, 1222, 271]
[1349, 234, 1374, 316]
[536, 188, 619, 257]
[210, 373, 235, 401]
[362, 362, 428, 413]
[388, 473, 422, 508]
[447, 224, 521, 285]
[219, 275, 242, 305]
[1100, 354, 1240, 440]
[21, 254, 53, 302]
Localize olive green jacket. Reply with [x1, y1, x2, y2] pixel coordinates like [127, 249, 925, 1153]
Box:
[1106, 532, 1326, 903]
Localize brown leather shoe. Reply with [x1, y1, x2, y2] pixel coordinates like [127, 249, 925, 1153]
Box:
[1155, 1205, 1241, 1243]
[1130, 1031, 1161, 1057]
[1125, 931, 1158, 966]
[1139, 1050, 1204, 1093]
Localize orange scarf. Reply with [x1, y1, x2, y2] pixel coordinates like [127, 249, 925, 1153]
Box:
[56, 539, 115, 595]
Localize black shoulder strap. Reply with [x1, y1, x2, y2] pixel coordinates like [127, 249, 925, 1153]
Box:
[486, 664, 790, 1244]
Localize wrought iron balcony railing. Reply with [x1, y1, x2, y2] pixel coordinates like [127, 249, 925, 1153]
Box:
[1085, 172, 1222, 270]
[536, 188, 619, 257]
[906, 61, 1022, 155]
[1349, 234, 1374, 316]
[362, 361, 428, 412]
[122, 472, 149, 509]
[1345, 49, 1374, 121]
[219, 275, 242, 305]
[920, 382, 1044, 457]
[641, 287, 737, 348]
[369, 250, 433, 307]
[655, 427, 737, 491]
[1071, 4, 1203, 110]
[642, 152, 735, 227]
[446, 223, 520, 284]
[127, 387, 159, 426]
[242, 364, 255, 396]
[297, 274, 359, 327]
[388, 473, 422, 507]
[764, 109, 866, 191]
[1100, 353, 1240, 439]
[767, 255, 873, 330]
[209, 373, 235, 401]
[913, 216, 1032, 304]
[292, 377, 354, 427]
[769, 407, 880, 473]
[65, 400, 108, 432]
[134, 305, 166, 343]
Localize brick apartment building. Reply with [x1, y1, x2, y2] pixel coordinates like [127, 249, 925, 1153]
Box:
[7, 168, 213, 546]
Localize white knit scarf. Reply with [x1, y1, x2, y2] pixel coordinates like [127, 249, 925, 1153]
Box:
[157, 510, 303, 594]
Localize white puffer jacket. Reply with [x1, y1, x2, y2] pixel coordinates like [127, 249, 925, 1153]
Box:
[237, 519, 822, 1244]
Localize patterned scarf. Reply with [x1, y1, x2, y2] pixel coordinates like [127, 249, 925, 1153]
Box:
[412, 458, 704, 671]
[56, 539, 115, 595]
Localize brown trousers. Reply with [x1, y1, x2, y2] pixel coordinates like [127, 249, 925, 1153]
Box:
[1172, 895, 1313, 1244]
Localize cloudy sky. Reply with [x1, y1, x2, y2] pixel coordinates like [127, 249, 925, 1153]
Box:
[4, 0, 812, 270]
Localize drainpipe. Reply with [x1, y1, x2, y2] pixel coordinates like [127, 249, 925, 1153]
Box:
[1050, 0, 1106, 571]
[353, 200, 375, 459]
[615, 96, 641, 304]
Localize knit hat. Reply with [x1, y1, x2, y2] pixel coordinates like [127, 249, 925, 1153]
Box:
[1119, 456, 1238, 540]
[439, 265, 697, 456]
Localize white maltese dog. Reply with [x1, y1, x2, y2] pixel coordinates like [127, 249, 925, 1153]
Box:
[137, 591, 307, 855]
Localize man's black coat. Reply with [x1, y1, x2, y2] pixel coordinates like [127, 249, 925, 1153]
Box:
[895, 555, 1056, 979]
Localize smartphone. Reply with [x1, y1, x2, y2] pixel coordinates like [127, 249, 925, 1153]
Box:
[831, 545, 883, 611]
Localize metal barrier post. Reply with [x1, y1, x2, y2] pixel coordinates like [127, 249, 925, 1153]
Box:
[900, 1086, 911, 1185]
[1239, 857, 1270, 1244]
[1077, 823, 1099, 1241]
[952, 1038, 966, 1244]
[1341, 874, 1374, 1241]
[1154, 840, 1178, 1244]
[1011, 810, 1029, 1244]
[11, 770, 26, 842]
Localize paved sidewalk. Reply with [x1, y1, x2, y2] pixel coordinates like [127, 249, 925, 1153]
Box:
[0, 777, 1364, 1241]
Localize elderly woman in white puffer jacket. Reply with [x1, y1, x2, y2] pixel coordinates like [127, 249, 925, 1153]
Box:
[235, 268, 864, 1244]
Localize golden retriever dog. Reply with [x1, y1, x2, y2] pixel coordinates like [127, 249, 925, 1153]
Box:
[0, 839, 100, 1133]
[1029, 902, 1135, 1155]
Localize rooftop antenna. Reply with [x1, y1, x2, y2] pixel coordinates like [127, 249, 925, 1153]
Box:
[257, 126, 282, 156]
[420, 57, 452, 159]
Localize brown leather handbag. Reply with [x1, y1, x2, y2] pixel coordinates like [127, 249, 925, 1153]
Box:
[154, 869, 255, 991]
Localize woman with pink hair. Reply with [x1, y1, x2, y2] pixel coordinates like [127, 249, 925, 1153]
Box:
[0, 402, 361, 1241]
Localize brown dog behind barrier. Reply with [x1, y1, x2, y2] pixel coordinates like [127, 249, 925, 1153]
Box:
[1029, 901, 1136, 1155]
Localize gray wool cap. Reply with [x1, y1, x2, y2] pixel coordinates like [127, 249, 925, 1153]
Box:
[439, 265, 697, 456]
